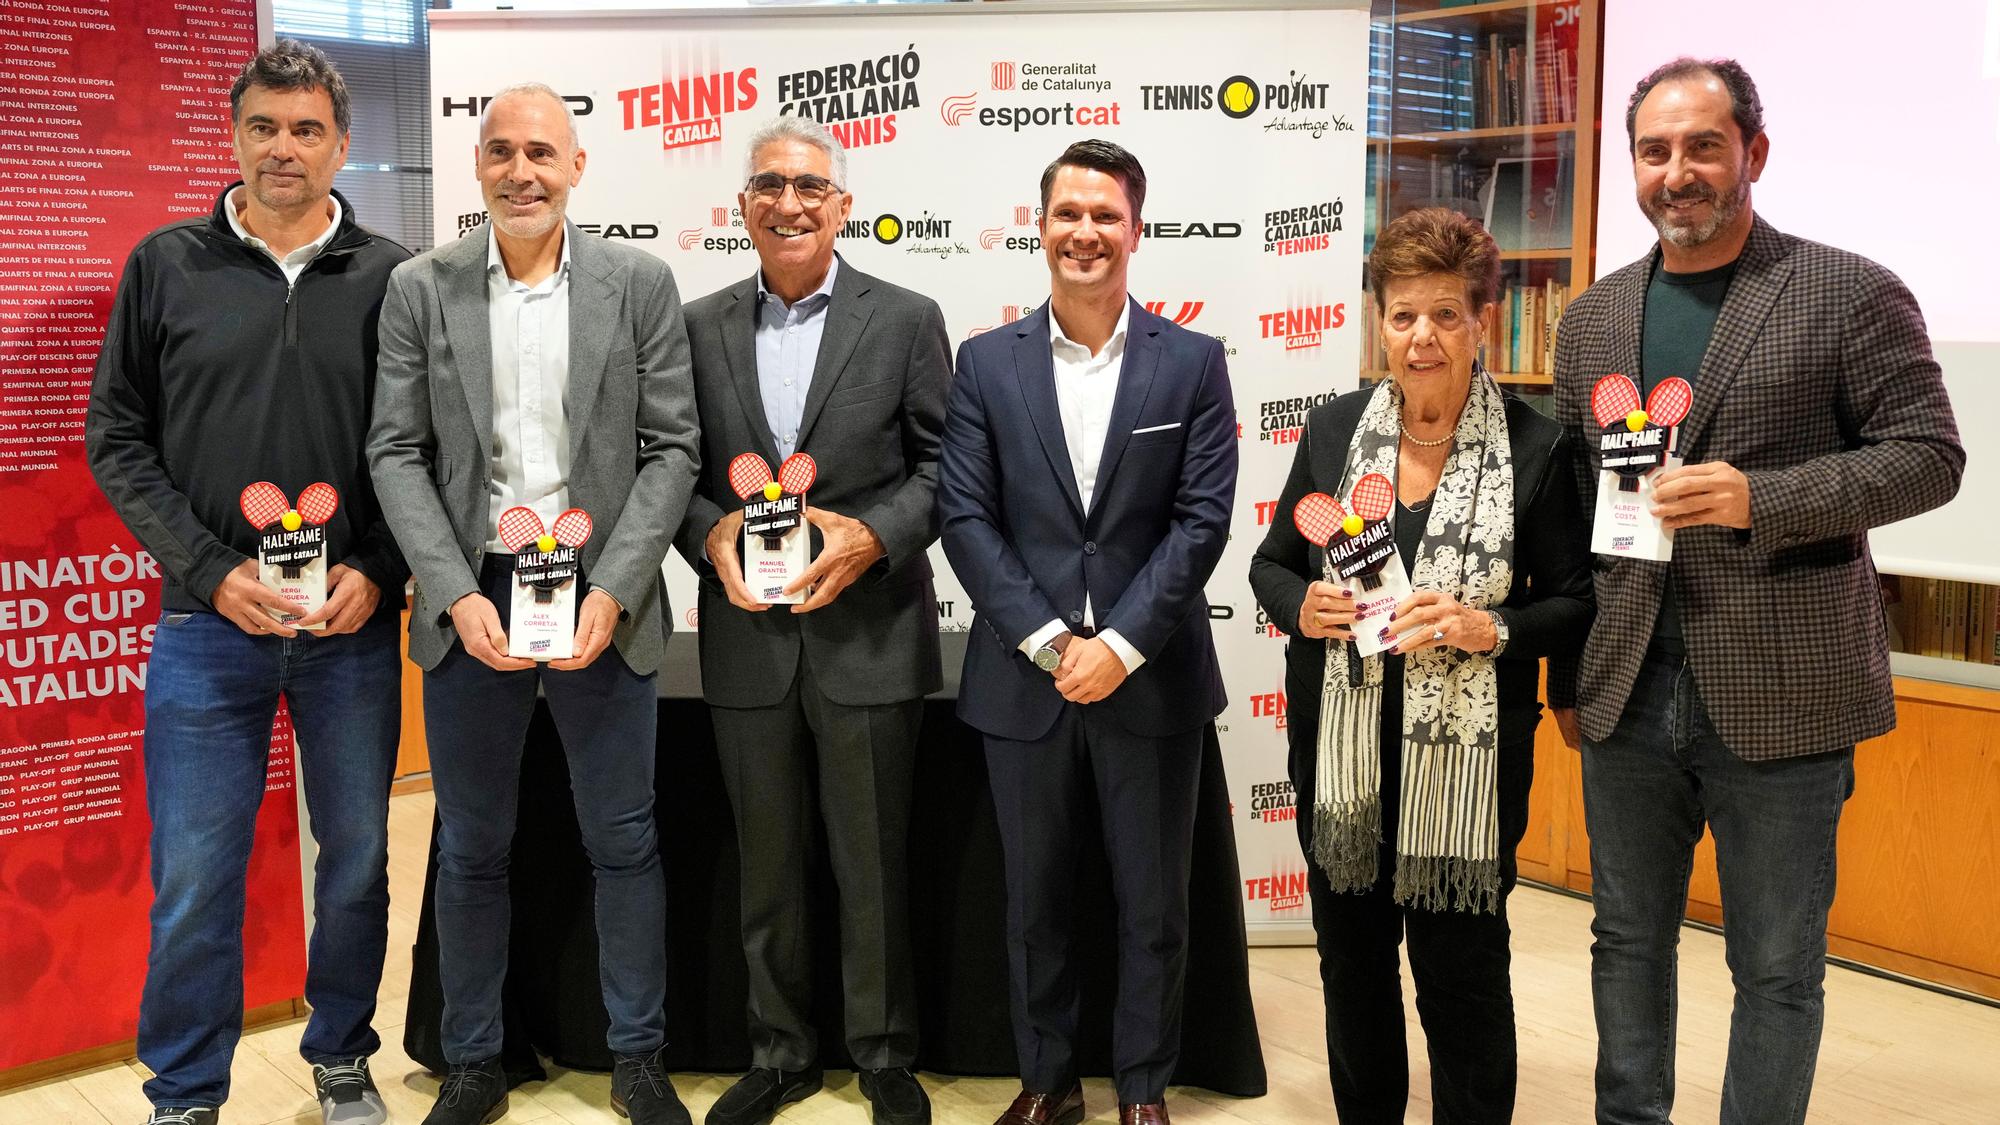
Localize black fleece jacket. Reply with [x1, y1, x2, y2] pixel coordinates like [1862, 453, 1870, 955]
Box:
[86, 185, 410, 616]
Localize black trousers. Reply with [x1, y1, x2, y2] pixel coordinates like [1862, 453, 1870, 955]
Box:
[984, 703, 1203, 1105]
[1290, 656, 1533, 1124]
[710, 658, 924, 1071]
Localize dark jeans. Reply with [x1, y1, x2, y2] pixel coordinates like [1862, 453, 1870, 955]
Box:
[139, 611, 400, 1109]
[424, 559, 667, 1063]
[1290, 655, 1532, 1124]
[984, 704, 1203, 1106]
[1583, 649, 1854, 1125]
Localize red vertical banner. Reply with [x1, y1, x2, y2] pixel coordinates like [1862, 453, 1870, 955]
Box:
[0, 1, 306, 1071]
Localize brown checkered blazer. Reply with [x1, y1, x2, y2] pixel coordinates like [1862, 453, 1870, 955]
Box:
[1550, 215, 1964, 760]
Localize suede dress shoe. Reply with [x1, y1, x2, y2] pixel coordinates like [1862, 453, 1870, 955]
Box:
[1118, 1102, 1171, 1125]
[993, 1081, 1084, 1125]
[858, 1066, 931, 1125]
[422, 1057, 508, 1125]
[612, 1046, 692, 1124]
[704, 1066, 823, 1125]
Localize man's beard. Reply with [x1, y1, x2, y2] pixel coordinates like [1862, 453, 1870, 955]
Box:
[1643, 172, 1748, 249]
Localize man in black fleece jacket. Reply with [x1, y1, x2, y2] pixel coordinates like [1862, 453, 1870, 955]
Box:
[85, 40, 408, 1125]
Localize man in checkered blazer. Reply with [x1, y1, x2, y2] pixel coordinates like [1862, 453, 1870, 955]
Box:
[1549, 59, 1963, 1125]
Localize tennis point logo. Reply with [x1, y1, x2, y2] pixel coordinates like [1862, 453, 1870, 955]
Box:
[617, 67, 759, 151]
[1139, 72, 1331, 119]
[938, 91, 1122, 130]
[1261, 302, 1346, 352]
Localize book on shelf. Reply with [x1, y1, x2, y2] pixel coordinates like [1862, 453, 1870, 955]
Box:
[1889, 577, 2000, 665]
[1377, 3, 1581, 135]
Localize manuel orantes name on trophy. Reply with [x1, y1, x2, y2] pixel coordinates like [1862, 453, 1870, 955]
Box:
[1589, 373, 1692, 562]
[240, 481, 337, 630]
[498, 505, 593, 660]
[729, 451, 818, 605]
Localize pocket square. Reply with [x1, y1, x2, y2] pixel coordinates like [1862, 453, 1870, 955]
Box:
[1131, 422, 1182, 435]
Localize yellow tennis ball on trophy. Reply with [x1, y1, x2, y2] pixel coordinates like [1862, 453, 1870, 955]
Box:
[536, 534, 556, 553]
[763, 481, 782, 501]
[281, 510, 302, 532]
[1341, 513, 1365, 536]
[1625, 409, 1648, 432]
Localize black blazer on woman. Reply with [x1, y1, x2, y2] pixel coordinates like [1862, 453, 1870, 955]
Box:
[1249, 386, 1594, 750]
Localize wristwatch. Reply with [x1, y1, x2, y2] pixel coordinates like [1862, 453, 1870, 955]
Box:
[1483, 609, 1510, 656]
[1032, 631, 1074, 672]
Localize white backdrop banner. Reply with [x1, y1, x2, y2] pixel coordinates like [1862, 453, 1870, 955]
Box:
[429, 1, 1369, 939]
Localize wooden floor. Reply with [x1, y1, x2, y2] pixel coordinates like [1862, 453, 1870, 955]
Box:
[7, 790, 2000, 1124]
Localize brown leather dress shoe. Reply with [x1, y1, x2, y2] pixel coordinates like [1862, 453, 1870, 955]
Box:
[1118, 1102, 1171, 1125]
[993, 1081, 1085, 1125]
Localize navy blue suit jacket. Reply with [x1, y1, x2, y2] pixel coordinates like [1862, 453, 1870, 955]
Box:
[938, 299, 1236, 742]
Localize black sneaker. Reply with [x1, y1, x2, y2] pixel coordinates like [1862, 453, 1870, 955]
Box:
[611, 1046, 691, 1125]
[312, 1056, 388, 1125]
[422, 1056, 509, 1125]
[703, 1065, 823, 1125]
[142, 1111, 218, 1125]
[859, 1067, 931, 1125]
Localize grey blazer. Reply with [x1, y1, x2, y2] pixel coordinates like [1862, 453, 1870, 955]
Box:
[1551, 215, 1963, 760]
[368, 222, 701, 674]
[673, 257, 950, 708]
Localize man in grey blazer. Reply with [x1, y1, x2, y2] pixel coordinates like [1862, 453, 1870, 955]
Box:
[368, 83, 700, 1125]
[1550, 59, 1962, 1125]
[674, 117, 948, 1125]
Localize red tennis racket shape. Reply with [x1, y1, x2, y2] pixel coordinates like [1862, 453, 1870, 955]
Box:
[498, 506, 590, 603]
[240, 482, 289, 531]
[1342, 473, 1397, 591]
[295, 482, 339, 526]
[1292, 492, 1345, 548]
[1644, 377, 1693, 429]
[240, 482, 337, 578]
[1594, 374, 1692, 490]
[777, 452, 817, 496]
[728, 453, 775, 501]
[1591, 374, 1644, 430]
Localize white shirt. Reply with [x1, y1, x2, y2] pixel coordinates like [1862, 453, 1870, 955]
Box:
[224, 187, 341, 284]
[484, 229, 573, 551]
[1018, 303, 1144, 675]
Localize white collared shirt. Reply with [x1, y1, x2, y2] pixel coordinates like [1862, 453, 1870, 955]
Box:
[485, 228, 573, 551]
[1018, 302, 1144, 675]
[224, 187, 341, 284]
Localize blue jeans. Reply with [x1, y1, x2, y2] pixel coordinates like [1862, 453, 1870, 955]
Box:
[139, 611, 401, 1109]
[1582, 650, 1854, 1125]
[423, 559, 667, 1063]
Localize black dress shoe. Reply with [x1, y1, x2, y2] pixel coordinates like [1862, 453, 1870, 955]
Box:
[703, 1065, 823, 1125]
[422, 1057, 508, 1125]
[612, 1046, 692, 1125]
[859, 1067, 932, 1125]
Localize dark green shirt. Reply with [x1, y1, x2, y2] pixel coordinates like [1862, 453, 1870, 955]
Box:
[1640, 256, 1737, 649]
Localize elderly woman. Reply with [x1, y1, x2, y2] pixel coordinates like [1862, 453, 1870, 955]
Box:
[1249, 207, 1592, 1123]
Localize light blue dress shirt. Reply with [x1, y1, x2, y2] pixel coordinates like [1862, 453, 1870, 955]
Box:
[754, 257, 840, 460]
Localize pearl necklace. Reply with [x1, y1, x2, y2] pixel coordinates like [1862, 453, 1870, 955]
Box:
[1399, 421, 1453, 448]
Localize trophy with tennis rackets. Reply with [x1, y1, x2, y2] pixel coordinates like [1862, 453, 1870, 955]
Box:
[239, 481, 338, 629]
[729, 451, 818, 605]
[1294, 471, 1414, 657]
[1589, 373, 1692, 561]
[498, 505, 593, 660]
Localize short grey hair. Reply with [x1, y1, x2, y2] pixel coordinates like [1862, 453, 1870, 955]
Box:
[741, 116, 849, 190]
[479, 81, 580, 151]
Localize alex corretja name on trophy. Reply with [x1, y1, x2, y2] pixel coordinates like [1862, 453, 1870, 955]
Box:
[1294, 471, 1416, 658]
[498, 505, 593, 660]
[239, 481, 338, 629]
[1589, 373, 1692, 561]
[729, 451, 819, 605]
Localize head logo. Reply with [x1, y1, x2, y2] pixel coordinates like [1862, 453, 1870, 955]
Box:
[992, 62, 1016, 91]
[1143, 300, 1205, 326]
[1219, 75, 1259, 118]
[941, 92, 978, 125]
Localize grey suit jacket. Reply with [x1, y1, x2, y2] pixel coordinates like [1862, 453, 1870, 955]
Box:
[368, 222, 701, 675]
[673, 257, 950, 708]
[1551, 215, 1963, 759]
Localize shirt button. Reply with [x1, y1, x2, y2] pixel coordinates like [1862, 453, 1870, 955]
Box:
[784, 379, 792, 386]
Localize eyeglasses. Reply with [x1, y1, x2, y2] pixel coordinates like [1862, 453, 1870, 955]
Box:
[745, 172, 842, 205]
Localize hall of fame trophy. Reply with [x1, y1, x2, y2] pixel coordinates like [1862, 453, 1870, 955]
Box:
[1295, 471, 1415, 658]
[239, 481, 338, 630]
[728, 451, 818, 605]
[1589, 374, 1692, 561]
[497, 505, 593, 660]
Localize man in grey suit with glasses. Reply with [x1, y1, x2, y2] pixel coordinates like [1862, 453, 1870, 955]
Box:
[675, 116, 949, 1125]
[368, 82, 701, 1125]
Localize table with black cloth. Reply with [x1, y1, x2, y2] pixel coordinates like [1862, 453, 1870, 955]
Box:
[402, 632, 1268, 1098]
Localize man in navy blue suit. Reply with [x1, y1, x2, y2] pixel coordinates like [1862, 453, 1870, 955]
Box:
[937, 140, 1237, 1125]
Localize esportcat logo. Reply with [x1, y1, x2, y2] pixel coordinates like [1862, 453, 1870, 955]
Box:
[677, 206, 753, 254]
[939, 91, 1121, 130]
